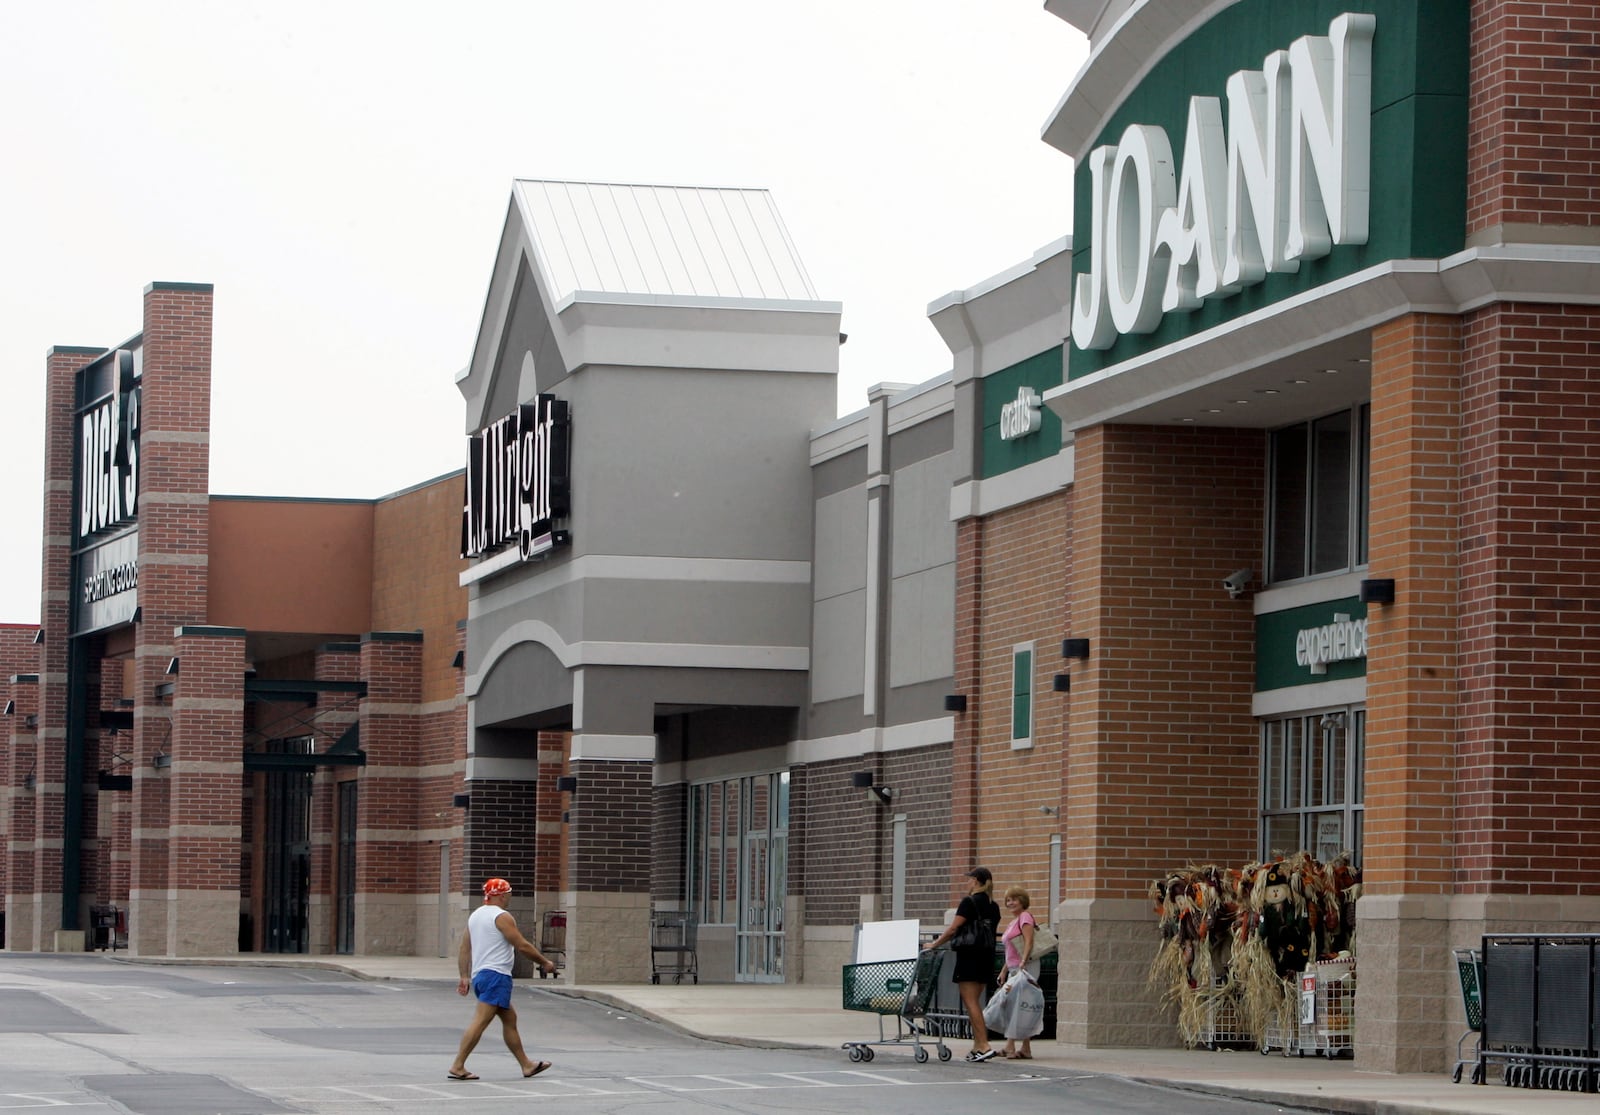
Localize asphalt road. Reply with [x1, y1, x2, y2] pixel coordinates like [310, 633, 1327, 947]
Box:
[0, 953, 1300, 1114]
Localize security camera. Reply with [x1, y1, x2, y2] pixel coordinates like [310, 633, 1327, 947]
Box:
[1222, 568, 1253, 598]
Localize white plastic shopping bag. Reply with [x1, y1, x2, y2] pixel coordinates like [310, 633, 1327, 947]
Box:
[983, 970, 1045, 1038]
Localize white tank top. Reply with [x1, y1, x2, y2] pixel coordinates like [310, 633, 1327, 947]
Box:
[467, 903, 516, 977]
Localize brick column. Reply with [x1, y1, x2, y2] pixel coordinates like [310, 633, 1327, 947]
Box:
[308, 642, 362, 953]
[1358, 313, 1462, 1073]
[1063, 424, 1263, 1047]
[32, 347, 103, 951]
[124, 283, 214, 956]
[355, 632, 424, 955]
[4, 672, 40, 948]
[564, 750, 653, 983]
[164, 626, 245, 955]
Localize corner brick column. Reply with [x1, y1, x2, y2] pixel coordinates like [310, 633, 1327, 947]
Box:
[306, 642, 361, 954]
[163, 626, 245, 956]
[1062, 425, 1263, 1047]
[31, 347, 103, 951]
[354, 632, 424, 955]
[563, 724, 653, 984]
[1358, 313, 1462, 1073]
[533, 731, 568, 901]
[128, 281, 215, 955]
[950, 517, 984, 880]
[4, 672, 41, 948]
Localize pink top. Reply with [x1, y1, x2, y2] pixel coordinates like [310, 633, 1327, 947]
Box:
[1002, 910, 1037, 969]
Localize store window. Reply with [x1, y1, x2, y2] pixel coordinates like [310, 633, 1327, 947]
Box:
[1011, 644, 1033, 748]
[1261, 708, 1364, 865]
[1268, 405, 1370, 583]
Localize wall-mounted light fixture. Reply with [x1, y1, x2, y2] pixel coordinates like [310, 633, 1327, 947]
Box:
[1051, 674, 1071, 693]
[1039, 805, 1059, 816]
[165, 657, 180, 676]
[1358, 578, 1395, 605]
[151, 751, 172, 769]
[23, 714, 37, 730]
[1061, 638, 1091, 660]
[943, 694, 967, 713]
[130, 607, 142, 624]
[451, 650, 465, 669]
[2, 699, 12, 716]
[32, 629, 43, 645]
[556, 775, 578, 793]
[851, 770, 894, 805]
[452, 792, 471, 808]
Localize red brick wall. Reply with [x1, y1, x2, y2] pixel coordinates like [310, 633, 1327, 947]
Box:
[567, 761, 651, 892]
[1066, 427, 1262, 898]
[956, 494, 1072, 904]
[356, 634, 424, 895]
[168, 628, 245, 891]
[1467, 0, 1600, 236]
[1454, 304, 1600, 891]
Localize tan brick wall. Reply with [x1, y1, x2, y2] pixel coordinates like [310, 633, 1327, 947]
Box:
[1365, 314, 1462, 894]
[370, 474, 467, 706]
[1067, 426, 1263, 898]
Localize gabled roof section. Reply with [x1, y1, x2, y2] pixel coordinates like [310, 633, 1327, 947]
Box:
[458, 179, 839, 433]
[515, 180, 818, 304]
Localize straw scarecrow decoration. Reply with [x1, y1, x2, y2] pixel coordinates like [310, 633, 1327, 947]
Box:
[1149, 851, 1361, 1047]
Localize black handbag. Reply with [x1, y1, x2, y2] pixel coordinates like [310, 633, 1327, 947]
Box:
[952, 899, 996, 951]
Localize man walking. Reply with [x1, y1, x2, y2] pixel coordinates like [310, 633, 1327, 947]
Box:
[447, 877, 558, 1080]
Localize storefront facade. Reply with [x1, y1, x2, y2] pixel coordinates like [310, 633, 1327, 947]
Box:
[942, 0, 1600, 1073]
[2, 282, 469, 959]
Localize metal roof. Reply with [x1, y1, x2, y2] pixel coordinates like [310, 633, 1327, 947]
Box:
[513, 179, 819, 305]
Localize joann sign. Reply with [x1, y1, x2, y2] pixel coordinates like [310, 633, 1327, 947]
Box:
[461, 394, 571, 563]
[1072, 13, 1375, 350]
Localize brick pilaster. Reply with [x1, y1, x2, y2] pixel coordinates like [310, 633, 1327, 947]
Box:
[353, 631, 424, 954]
[164, 626, 245, 956]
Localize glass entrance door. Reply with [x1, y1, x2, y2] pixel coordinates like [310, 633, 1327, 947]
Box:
[735, 773, 787, 982]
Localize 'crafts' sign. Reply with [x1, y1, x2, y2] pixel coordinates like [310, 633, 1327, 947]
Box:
[1071, 13, 1375, 351]
[461, 393, 571, 563]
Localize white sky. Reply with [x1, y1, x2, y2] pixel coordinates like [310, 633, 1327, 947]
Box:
[0, 1, 1087, 625]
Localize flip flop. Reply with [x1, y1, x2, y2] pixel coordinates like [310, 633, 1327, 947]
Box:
[524, 1061, 552, 1078]
[446, 1069, 478, 1081]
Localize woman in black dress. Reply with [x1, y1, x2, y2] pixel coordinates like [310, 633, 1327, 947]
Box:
[922, 866, 1000, 1061]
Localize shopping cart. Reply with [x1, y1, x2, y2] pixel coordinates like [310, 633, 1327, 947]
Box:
[538, 910, 566, 978]
[650, 910, 698, 984]
[841, 948, 951, 1063]
[1451, 948, 1485, 1083]
[1261, 960, 1355, 1057]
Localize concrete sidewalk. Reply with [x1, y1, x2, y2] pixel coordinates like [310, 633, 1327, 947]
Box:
[115, 952, 1592, 1115]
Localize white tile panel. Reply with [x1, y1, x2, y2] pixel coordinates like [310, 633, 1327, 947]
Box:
[514, 179, 819, 304]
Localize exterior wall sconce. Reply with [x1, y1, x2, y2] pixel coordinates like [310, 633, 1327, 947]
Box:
[452, 792, 471, 808]
[851, 770, 894, 804]
[556, 775, 578, 793]
[451, 650, 465, 668]
[165, 657, 180, 675]
[23, 772, 36, 791]
[1051, 674, 1071, 693]
[32, 629, 43, 645]
[151, 751, 172, 769]
[24, 714, 37, 729]
[1039, 805, 1059, 816]
[943, 694, 967, 713]
[130, 607, 142, 624]
[2, 699, 12, 715]
[1061, 638, 1091, 659]
[1359, 578, 1396, 605]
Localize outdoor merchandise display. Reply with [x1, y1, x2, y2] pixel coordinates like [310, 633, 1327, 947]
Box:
[1147, 853, 1362, 1051]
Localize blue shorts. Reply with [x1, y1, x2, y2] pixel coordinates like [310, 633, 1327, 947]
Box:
[471, 970, 513, 1009]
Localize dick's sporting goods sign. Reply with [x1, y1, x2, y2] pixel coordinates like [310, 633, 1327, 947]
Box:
[461, 394, 571, 563]
[73, 347, 142, 634]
